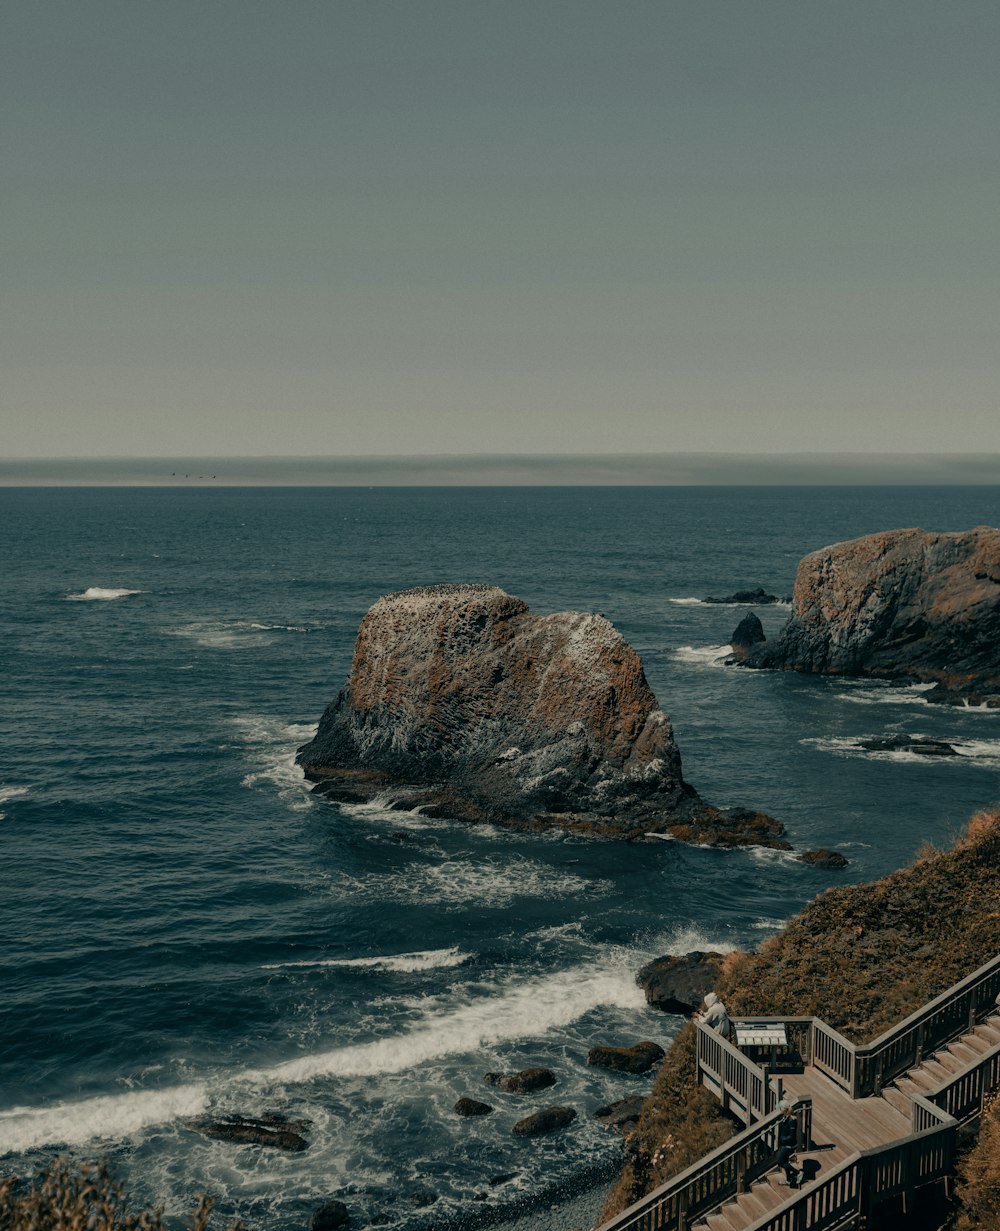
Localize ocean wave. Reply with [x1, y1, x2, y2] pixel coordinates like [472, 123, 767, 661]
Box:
[251, 956, 645, 1085]
[169, 621, 308, 649]
[672, 644, 733, 667]
[0, 955, 643, 1153]
[751, 917, 790, 930]
[0, 1083, 208, 1155]
[834, 682, 937, 707]
[668, 597, 791, 609]
[653, 923, 738, 954]
[0, 785, 30, 820]
[66, 587, 144, 601]
[261, 947, 468, 973]
[328, 856, 611, 910]
[668, 597, 709, 606]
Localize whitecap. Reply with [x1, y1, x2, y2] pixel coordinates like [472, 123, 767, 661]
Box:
[262, 947, 468, 973]
[802, 734, 1000, 768]
[668, 597, 708, 606]
[66, 587, 144, 601]
[834, 682, 937, 707]
[169, 621, 307, 649]
[673, 644, 733, 667]
[652, 923, 739, 954]
[751, 917, 790, 930]
[0, 785, 29, 820]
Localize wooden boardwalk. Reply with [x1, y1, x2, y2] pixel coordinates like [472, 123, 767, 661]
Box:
[596, 955, 1000, 1231]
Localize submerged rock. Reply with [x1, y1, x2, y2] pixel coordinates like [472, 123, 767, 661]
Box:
[855, 735, 958, 757]
[703, 588, 789, 605]
[511, 1106, 577, 1137]
[744, 526, 1000, 689]
[587, 1041, 665, 1074]
[484, 1067, 556, 1094]
[636, 950, 727, 1015]
[311, 1200, 350, 1231]
[797, 849, 849, 868]
[298, 584, 786, 847]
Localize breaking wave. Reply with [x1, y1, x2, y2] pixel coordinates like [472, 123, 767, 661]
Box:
[0, 785, 30, 820]
[803, 735, 1000, 768]
[262, 947, 468, 973]
[169, 621, 308, 649]
[66, 587, 144, 601]
[673, 644, 733, 667]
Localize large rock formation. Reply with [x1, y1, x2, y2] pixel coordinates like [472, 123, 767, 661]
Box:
[297, 585, 787, 846]
[744, 527, 1000, 693]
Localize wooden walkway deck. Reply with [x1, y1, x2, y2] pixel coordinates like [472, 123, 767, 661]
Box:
[596, 954, 1000, 1231]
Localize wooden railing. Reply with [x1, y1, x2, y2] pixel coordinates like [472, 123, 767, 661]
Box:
[598, 1101, 811, 1231]
[696, 1021, 773, 1123]
[922, 1037, 1000, 1126]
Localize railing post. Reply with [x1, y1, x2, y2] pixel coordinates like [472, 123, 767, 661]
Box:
[677, 1189, 687, 1231]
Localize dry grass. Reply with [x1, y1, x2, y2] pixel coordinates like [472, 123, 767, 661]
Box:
[601, 804, 1000, 1222]
[954, 1094, 1000, 1230]
[0, 1159, 241, 1231]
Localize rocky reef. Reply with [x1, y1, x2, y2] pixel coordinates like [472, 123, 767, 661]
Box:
[742, 526, 1000, 697]
[297, 584, 787, 846]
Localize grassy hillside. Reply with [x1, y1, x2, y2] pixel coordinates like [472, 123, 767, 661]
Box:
[603, 806, 1000, 1223]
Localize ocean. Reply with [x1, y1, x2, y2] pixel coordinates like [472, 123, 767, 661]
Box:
[2, 485, 999, 1229]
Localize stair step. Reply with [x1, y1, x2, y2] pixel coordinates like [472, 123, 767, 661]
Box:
[882, 1086, 912, 1116]
[975, 1023, 1000, 1045]
[738, 1189, 772, 1222]
[902, 1067, 938, 1094]
[928, 1050, 963, 1076]
[944, 1041, 981, 1067]
[918, 1058, 954, 1086]
[959, 1032, 993, 1055]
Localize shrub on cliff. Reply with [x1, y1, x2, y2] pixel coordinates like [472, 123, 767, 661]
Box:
[0, 1159, 240, 1231]
[954, 1093, 1000, 1230]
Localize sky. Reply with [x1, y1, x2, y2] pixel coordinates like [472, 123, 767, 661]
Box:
[2, 1, 999, 463]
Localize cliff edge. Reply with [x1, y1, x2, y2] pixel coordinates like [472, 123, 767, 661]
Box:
[297, 584, 785, 845]
[745, 526, 1000, 691]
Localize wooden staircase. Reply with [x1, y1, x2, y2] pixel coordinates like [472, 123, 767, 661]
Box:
[687, 1012, 1000, 1231]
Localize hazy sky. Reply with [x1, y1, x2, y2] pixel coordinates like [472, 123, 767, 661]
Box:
[3, 1, 998, 460]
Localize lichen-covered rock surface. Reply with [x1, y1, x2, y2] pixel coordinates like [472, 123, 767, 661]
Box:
[297, 584, 787, 845]
[745, 526, 1000, 692]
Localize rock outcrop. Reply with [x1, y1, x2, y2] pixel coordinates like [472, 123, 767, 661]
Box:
[728, 612, 766, 661]
[744, 527, 1000, 696]
[587, 1041, 665, 1074]
[484, 1067, 557, 1094]
[636, 951, 727, 1015]
[298, 585, 787, 846]
[511, 1106, 577, 1137]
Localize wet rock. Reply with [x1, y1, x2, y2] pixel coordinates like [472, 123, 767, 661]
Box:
[855, 736, 958, 757]
[311, 1200, 350, 1231]
[488, 1173, 519, 1188]
[484, 1067, 556, 1093]
[728, 612, 767, 661]
[703, 588, 789, 605]
[593, 1095, 647, 1132]
[636, 951, 727, 1015]
[297, 584, 786, 848]
[511, 1106, 577, 1137]
[190, 1115, 308, 1151]
[798, 849, 849, 869]
[408, 1189, 438, 1207]
[744, 526, 1000, 688]
[454, 1097, 493, 1116]
[587, 1041, 665, 1074]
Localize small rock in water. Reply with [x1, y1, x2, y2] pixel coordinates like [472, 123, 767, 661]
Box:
[855, 735, 958, 757]
[512, 1106, 577, 1137]
[484, 1066, 556, 1093]
[489, 1173, 519, 1188]
[593, 1095, 647, 1132]
[587, 1041, 665, 1074]
[454, 1097, 493, 1116]
[408, 1189, 438, 1207]
[190, 1115, 308, 1152]
[798, 849, 849, 868]
[311, 1200, 350, 1231]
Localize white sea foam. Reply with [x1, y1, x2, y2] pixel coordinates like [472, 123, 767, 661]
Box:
[0, 1083, 208, 1155]
[331, 856, 610, 910]
[654, 924, 738, 955]
[668, 597, 791, 609]
[673, 644, 733, 667]
[803, 734, 1000, 768]
[834, 682, 937, 707]
[751, 917, 790, 930]
[262, 947, 468, 973]
[234, 716, 316, 809]
[668, 597, 708, 606]
[66, 587, 144, 601]
[250, 957, 645, 1085]
[169, 621, 308, 649]
[0, 785, 29, 820]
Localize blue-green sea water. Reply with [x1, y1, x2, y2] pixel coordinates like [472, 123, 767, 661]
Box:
[1, 486, 999, 1227]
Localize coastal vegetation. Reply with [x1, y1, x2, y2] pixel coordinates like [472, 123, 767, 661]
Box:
[602, 805, 1000, 1226]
